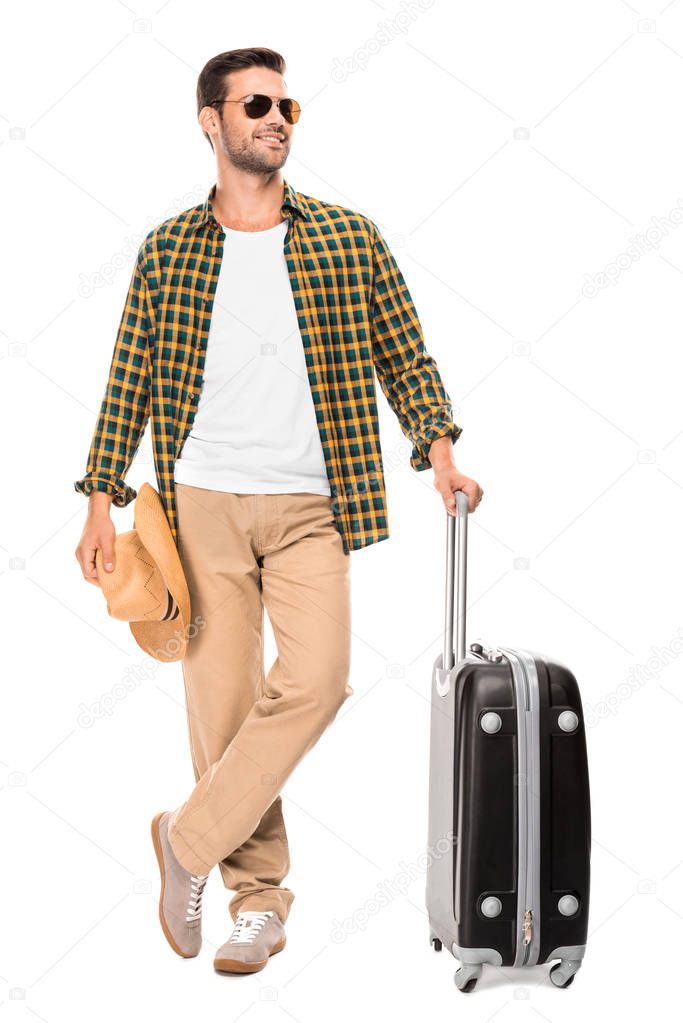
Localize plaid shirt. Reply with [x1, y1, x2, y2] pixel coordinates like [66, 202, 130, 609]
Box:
[74, 179, 462, 555]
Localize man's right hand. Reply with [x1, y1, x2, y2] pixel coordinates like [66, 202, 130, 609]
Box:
[75, 491, 117, 587]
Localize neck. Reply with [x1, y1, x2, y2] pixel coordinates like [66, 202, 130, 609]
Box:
[211, 168, 286, 231]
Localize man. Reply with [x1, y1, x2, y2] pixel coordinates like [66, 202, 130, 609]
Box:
[74, 47, 483, 975]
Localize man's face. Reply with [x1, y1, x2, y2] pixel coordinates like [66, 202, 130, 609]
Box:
[208, 68, 294, 173]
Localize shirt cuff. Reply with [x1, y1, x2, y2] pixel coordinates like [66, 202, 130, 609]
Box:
[73, 474, 137, 508]
[409, 422, 463, 472]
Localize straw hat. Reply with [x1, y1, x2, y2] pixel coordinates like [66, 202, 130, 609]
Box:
[94, 482, 191, 662]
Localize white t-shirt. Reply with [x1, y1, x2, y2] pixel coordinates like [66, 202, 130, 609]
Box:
[174, 219, 331, 495]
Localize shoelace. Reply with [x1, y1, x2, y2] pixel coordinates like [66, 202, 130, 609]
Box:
[186, 873, 209, 924]
[229, 909, 274, 943]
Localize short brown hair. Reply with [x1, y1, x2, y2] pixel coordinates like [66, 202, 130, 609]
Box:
[196, 47, 287, 151]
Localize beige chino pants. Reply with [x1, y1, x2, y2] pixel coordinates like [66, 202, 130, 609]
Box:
[167, 483, 353, 924]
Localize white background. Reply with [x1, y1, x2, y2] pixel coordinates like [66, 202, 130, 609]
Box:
[3, 0, 681, 1017]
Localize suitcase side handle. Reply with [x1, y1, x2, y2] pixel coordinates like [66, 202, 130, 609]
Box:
[444, 491, 469, 670]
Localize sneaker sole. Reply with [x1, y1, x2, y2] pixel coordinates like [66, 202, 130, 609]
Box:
[214, 935, 287, 974]
[151, 811, 198, 959]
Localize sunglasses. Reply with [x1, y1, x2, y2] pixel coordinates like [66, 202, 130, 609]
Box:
[211, 93, 301, 125]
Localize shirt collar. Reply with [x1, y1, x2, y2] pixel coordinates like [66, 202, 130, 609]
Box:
[193, 178, 309, 233]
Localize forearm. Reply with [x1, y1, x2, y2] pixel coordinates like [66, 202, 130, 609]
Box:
[88, 490, 114, 516]
[428, 434, 458, 472]
[369, 221, 462, 472]
[74, 248, 153, 509]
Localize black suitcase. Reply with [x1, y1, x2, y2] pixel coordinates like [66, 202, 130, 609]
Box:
[425, 492, 591, 992]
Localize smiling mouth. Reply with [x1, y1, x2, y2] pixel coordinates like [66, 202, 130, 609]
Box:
[256, 134, 285, 146]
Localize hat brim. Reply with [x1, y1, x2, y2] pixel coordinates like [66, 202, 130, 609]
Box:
[129, 482, 192, 662]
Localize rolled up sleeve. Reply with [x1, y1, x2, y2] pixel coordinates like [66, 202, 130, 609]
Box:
[368, 221, 462, 471]
[73, 247, 153, 507]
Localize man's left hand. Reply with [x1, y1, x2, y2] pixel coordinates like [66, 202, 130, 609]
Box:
[433, 466, 484, 516]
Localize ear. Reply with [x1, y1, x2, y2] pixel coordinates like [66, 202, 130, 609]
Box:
[198, 105, 217, 136]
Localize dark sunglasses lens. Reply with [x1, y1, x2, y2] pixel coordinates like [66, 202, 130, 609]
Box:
[280, 99, 301, 124]
[243, 95, 300, 124]
[244, 95, 272, 119]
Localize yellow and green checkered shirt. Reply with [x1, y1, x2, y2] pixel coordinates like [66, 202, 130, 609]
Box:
[74, 179, 462, 554]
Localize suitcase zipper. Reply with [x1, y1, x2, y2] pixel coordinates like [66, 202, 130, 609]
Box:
[498, 646, 540, 968]
[523, 909, 533, 962]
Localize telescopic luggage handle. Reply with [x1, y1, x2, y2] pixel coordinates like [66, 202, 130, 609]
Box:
[444, 491, 469, 671]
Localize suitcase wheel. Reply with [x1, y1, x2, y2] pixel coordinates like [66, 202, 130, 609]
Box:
[454, 964, 481, 992]
[430, 936, 442, 952]
[549, 960, 580, 988]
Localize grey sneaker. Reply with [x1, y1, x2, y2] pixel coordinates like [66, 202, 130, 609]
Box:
[214, 910, 286, 974]
[151, 811, 209, 958]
